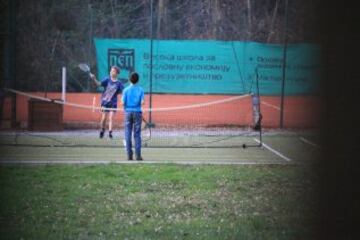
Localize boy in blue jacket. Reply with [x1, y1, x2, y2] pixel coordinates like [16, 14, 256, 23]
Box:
[121, 72, 144, 161]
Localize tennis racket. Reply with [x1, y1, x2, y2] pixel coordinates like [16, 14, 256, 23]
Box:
[141, 116, 152, 146]
[122, 116, 152, 148]
[78, 63, 92, 77]
[79, 63, 129, 85]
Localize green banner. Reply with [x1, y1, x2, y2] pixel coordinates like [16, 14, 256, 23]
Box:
[94, 38, 320, 95]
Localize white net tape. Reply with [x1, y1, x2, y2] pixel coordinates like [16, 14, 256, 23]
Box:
[4, 88, 251, 113]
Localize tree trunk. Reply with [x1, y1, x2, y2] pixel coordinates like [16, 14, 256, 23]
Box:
[157, 0, 167, 38]
[246, 0, 252, 40]
[267, 0, 279, 43]
[109, 0, 119, 37]
[212, 0, 221, 39]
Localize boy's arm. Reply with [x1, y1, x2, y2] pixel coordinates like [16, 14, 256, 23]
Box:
[141, 90, 145, 105]
[121, 91, 126, 106]
[90, 74, 101, 87]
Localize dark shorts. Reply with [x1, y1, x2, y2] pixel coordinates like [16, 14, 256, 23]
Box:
[101, 102, 117, 112]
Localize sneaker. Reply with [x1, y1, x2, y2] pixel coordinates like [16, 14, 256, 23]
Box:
[99, 130, 105, 139]
[127, 155, 133, 161]
[109, 131, 113, 139]
[136, 156, 143, 161]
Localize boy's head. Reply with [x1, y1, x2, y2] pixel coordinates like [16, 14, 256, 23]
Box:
[129, 72, 139, 84]
[110, 66, 120, 77]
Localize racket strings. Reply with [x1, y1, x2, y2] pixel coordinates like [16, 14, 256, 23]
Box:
[78, 63, 90, 72]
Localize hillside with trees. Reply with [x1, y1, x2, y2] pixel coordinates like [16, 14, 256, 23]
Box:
[1, 0, 321, 92]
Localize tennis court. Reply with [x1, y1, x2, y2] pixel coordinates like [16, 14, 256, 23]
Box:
[0, 129, 320, 165]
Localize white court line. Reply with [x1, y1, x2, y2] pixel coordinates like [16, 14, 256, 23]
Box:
[261, 101, 281, 110]
[253, 138, 292, 162]
[299, 137, 319, 147]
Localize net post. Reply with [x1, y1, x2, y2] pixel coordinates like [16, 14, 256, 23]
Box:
[61, 66, 66, 102]
[255, 66, 263, 147]
[244, 66, 263, 148]
[148, 0, 155, 128]
[280, 0, 289, 128]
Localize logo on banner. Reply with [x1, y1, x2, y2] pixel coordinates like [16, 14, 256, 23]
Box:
[108, 48, 135, 73]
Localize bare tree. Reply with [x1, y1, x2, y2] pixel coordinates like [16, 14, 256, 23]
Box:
[156, 0, 168, 38]
[211, 0, 221, 38]
[267, 0, 279, 43]
[246, 0, 252, 40]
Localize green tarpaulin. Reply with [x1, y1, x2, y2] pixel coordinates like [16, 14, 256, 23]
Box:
[94, 38, 320, 95]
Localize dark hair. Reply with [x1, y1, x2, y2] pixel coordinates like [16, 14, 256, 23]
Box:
[110, 66, 120, 74]
[129, 72, 139, 84]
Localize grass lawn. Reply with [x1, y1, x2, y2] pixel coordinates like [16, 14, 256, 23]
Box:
[0, 164, 319, 239]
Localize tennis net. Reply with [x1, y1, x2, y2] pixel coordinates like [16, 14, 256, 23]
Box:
[1, 89, 261, 148]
